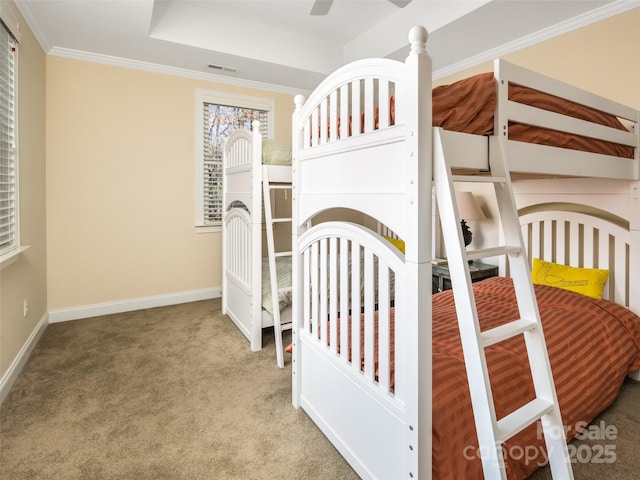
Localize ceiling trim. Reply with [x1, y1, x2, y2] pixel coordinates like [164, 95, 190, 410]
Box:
[47, 47, 309, 97]
[13, 0, 48, 50]
[433, 0, 640, 80]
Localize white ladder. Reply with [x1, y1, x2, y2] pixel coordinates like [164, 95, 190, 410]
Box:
[262, 166, 293, 368]
[433, 128, 574, 479]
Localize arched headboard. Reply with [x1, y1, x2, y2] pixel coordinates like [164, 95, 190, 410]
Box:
[512, 203, 631, 308]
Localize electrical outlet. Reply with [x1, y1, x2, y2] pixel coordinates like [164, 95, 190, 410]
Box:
[23, 299, 28, 317]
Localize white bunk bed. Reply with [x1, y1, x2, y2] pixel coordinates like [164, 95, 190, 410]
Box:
[222, 122, 293, 362]
[290, 26, 640, 480]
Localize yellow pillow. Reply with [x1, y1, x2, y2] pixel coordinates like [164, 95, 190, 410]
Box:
[384, 236, 405, 254]
[531, 258, 609, 300]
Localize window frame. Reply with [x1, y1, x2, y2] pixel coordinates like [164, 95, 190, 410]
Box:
[0, 1, 24, 267]
[195, 89, 274, 233]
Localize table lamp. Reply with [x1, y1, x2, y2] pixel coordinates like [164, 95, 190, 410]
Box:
[455, 191, 486, 248]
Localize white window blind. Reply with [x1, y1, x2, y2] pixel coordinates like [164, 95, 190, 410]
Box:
[0, 21, 16, 256]
[200, 103, 268, 226]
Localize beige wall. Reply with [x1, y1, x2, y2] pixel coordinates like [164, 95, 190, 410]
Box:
[0, 3, 47, 381]
[45, 58, 295, 312]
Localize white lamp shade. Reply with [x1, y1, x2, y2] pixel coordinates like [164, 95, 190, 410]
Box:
[455, 191, 486, 220]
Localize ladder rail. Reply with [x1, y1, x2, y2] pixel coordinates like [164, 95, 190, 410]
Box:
[434, 131, 506, 477]
[433, 128, 574, 479]
[491, 141, 574, 477]
[262, 165, 293, 368]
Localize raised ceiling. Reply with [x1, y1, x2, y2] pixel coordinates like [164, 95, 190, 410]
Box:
[15, 0, 637, 93]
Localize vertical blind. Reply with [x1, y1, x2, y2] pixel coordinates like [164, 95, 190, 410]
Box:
[0, 22, 16, 255]
[201, 104, 267, 225]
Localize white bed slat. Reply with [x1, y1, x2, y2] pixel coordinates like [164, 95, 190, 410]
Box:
[597, 230, 609, 270]
[303, 248, 311, 334]
[531, 222, 541, 260]
[364, 78, 374, 134]
[329, 237, 338, 354]
[363, 249, 375, 380]
[378, 259, 391, 392]
[351, 242, 361, 368]
[311, 242, 319, 337]
[352, 81, 361, 138]
[329, 90, 338, 143]
[339, 85, 349, 140]
[311, 109, 319, 148]
[379, 80, 390, 130]
[556, 221, 566, 265]
[320, 98, 328, 145]
[569, 222, 580, 266]
[339, 238, 350, 361]
[584, 226, 595, 269]
[543, 220, 553, 261]
[614, 237, 627, 307]
[320, 239, 328, 347]
[303, 118, 311, 149]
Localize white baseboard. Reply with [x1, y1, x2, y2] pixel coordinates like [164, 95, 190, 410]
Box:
[48, 287, 221, 324]
[0, 312, 49, 406]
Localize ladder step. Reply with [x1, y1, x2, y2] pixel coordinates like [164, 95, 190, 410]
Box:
[465, 245, 521, 261]
[497, 398, 555, 443]
[268, 184, 292, 190]
[278, 287, 292, 294]
[451, 175, 507, 184]
[275, 251, 292, 258]
[272, 217, 292, 223]
[480, 318, 537, 348]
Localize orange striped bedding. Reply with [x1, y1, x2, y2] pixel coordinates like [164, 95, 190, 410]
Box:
[431, 276, 640, 479]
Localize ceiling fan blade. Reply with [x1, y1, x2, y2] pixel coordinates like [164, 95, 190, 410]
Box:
[310, 0, 333, 16]
[387, 0, 412, 7]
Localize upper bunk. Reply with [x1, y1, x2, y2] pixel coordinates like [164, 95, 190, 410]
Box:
[291, 26, 639, 241]
[223, 120, 292, 220]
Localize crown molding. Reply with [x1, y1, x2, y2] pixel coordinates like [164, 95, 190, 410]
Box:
[48, 47, 306, 96]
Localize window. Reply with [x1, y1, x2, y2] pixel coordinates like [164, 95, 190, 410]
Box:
[195, 90, 274, 231]
[0, 14, 19, 258]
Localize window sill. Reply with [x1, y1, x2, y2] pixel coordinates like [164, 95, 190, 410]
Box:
[0, 245, 30, 270]
[195, 225, 221, 234]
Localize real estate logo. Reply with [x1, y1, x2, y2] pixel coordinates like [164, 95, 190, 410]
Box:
[540, 420, 618, 465]
[462, 420, 618, 466]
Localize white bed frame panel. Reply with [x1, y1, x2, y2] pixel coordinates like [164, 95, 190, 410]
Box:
[291, 26, 640, 480]
[222, 124, 292, 351]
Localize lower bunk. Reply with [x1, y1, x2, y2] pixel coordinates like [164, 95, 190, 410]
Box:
[292, 203, 640, 480]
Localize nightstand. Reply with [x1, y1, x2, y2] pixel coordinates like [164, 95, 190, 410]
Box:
[432, 262, 499, 293]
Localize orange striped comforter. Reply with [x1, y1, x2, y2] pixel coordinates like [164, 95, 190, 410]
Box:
[432, 276, 640, 479]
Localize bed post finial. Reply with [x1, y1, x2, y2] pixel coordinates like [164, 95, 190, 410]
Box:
[294, 94, 306, 111]
[409, 25, 428, 54]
